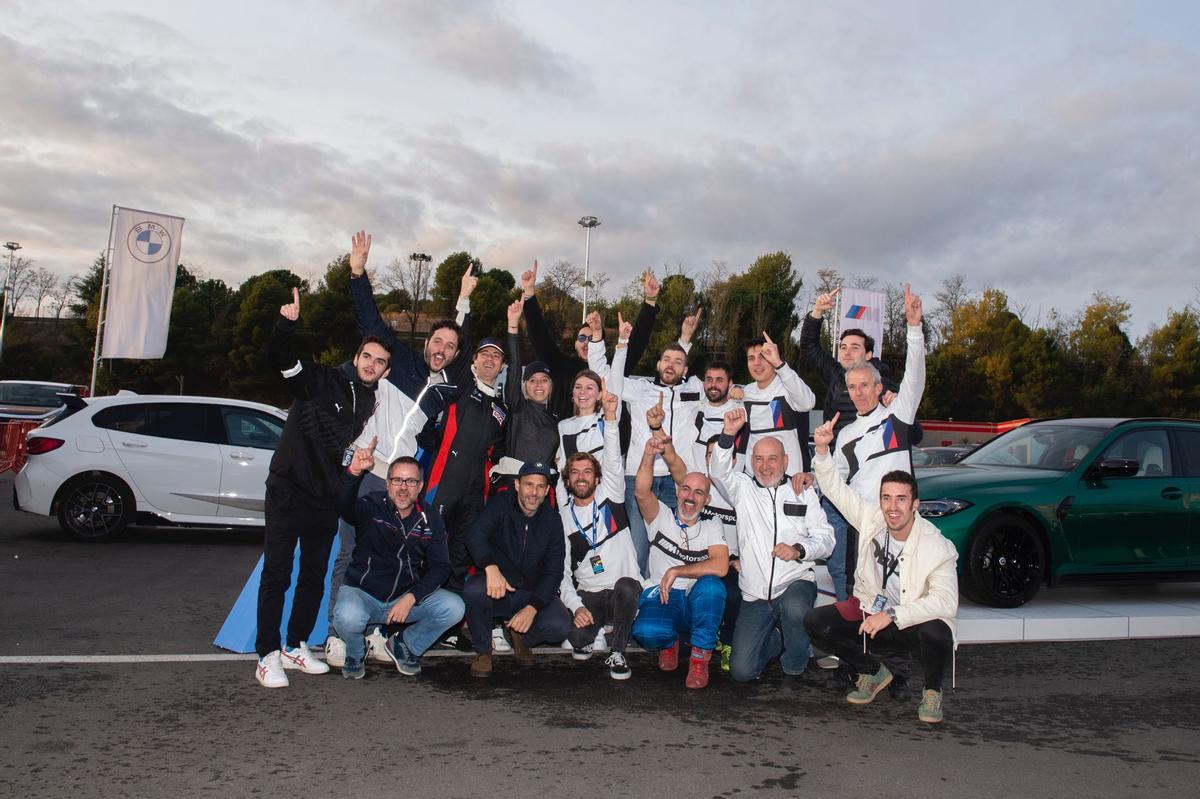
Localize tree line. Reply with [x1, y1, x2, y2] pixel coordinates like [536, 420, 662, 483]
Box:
[1, 250, 1197, 421]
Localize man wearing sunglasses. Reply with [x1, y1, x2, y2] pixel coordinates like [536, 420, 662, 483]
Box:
[332, 441, 465, 679]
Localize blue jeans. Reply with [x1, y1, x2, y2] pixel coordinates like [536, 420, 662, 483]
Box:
[822, 496, 851, 601]
[328, 471, 386, 631]
[729, 578, 818, 682]
[625, 474, 678, 578]
[332, 585, 465, 662]
[631, 574, 726, 653]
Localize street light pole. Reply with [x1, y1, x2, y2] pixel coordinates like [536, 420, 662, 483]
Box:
[577, 216, 600, 322]
[0, 241, 21, 363]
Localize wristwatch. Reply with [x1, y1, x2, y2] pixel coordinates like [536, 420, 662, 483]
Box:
[885, 607, 897, 620]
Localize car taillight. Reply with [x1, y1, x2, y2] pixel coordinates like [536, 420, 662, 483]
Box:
[26, 436, 66, 454]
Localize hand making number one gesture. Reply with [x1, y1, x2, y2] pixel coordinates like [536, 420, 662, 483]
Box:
[349, 436, 377, 477]
[759, 331, 782, 368]
[812, 412, 839, 456]
[904, 283, 923, 326]
[521, 259, 539, 298]
[280, 287, 301, 321]
[812, 286, 840, 318]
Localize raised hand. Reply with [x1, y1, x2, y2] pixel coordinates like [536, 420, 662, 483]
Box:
[643, 268, 661, 301]
[617, 311, 632, 341]
[521, 259, 538, 298]
[459, 262, 479, 300]
[723, 407, 747, 436]
[506, 299, 523, 331]
[601, 386, 620, 420]
[644, 435, 668, 456]
[585, 310, 603, 340]
[904, 283, 923, 326]
[646, 393, 665, 430]
[813, 412, 840, 452]
[881, 390, 897, 407]
[812, 286, 840, 317]
[680, 306, 703, 343]
[759, 331, 782, 367]
[349, 230, 372, 275]
[730, 385, 745, 401]
[349, 436, 377, 476]
[280, 287, 301, 321]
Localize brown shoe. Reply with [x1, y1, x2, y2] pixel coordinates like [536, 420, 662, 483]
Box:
[658, 639, 680, 671]
[507, 630, 535, 666]
[470, 653, 492, 678]
[685, 647, 712, 689]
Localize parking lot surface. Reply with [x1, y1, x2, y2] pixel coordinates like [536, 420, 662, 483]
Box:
[2, 474, 1198, 798]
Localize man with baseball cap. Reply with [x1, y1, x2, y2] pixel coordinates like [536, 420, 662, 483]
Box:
[462, 459, 571, 677]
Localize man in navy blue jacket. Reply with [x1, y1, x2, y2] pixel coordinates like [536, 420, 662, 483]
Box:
[463, 461, 571, 677]
[332, 440, 465, 679]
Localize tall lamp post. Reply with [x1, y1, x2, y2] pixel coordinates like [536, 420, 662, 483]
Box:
[577, 216, 600, 322]
[0, 241, 21, 363]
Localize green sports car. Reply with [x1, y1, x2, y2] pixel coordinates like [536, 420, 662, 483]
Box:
[915, 418, 1200, 607]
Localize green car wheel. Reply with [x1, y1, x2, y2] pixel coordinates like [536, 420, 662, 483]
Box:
[964, 515, 1046, 608]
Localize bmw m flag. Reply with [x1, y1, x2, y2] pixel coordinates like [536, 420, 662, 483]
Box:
[836, 287, 885, 358]
[101, 206, 185, 359]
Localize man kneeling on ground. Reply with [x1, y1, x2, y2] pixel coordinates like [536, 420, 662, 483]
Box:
[333, 441, 465, 679]
[463, 461, 572, 677]
[806, 413, 958, 723]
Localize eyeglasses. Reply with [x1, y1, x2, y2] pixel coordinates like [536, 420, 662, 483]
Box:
[576, 334, 589, 342]
[388, 477, 421, 487]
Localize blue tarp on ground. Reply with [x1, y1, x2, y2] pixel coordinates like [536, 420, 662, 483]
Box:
[213, 534, 340, 654]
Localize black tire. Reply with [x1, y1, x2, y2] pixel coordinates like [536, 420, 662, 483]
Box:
[964, 514, 1046, 608]
[55, 473, 135, 542]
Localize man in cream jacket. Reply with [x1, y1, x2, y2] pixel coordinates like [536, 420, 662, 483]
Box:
[806, 412, 958, 724]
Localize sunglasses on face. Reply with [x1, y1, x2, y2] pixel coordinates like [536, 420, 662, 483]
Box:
[576, 334, 589, 343]
[388, 477, 421, 487]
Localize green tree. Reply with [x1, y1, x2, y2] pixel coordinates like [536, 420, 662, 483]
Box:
[1139, 307, 1200, 418]
[1067, 293, 1146, 416]
[227, 269, 308, 403]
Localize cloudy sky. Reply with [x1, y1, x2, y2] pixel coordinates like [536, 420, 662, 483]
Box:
[2, 0, 1197, 333]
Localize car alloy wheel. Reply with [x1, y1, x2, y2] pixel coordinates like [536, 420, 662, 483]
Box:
[966, 515, 1046, 608]
[56, 475, 135, 541]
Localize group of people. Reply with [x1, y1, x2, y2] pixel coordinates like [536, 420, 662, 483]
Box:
[252, 231, 959, 724]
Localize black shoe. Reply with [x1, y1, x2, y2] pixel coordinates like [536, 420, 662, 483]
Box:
[888, 675, 911, 700]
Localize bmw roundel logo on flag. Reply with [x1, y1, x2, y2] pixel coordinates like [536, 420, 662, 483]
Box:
[126, 220, 173, 264]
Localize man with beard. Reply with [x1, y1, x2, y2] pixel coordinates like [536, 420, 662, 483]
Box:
[631, 436, 730, 690]
[558, 389, 642, 680]
[254, 288, 389, 689]
[710, 408, 834, 684]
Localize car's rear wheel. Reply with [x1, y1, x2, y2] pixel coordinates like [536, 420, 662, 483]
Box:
[55, 474, 135, 542]
[964, 514, 1046, 607]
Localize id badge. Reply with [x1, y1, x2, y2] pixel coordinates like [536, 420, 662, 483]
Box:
[589, 554, 605, 575]
[869, 593, 887, 614]
[341, 447, 355, 467]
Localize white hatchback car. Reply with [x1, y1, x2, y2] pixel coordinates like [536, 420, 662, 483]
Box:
[13, 393, 287, 541]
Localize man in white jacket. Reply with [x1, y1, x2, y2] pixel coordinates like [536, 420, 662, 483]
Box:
[807, 413, 958, 724]
[710, 408, 834, 683]
[558, 390, 642, 681]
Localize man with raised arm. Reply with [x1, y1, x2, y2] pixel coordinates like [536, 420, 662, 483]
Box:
[333, 442, 464, 679]
[631, 434, 729, 690]
[558, 389, 642, 680]
[710, 407, 834, 683]
[520, 262, 660, 420]
[254, 287, 389, 689]
[733, 331, 816, 473]
[806, 413, 958, 723]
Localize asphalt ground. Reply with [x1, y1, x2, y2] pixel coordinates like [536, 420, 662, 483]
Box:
[2, 472, 1199, 798]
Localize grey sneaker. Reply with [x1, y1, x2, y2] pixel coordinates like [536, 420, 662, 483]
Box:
[386, 634, 421, 676]
[342, 657, 365, 680]
[324, 635, 346, 669]
[918, 689, 944, 723]
[846, 664, 893, 705]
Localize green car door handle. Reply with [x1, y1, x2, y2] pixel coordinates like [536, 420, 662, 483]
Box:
[1160, 487, 1183, 500]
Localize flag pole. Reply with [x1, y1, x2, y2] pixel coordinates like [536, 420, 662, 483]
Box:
[90, 206, 118, 396]
[831, 287, 842, 359]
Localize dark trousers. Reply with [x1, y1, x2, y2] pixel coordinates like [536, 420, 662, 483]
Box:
[566, 578, 642, 653]
[804, 604, 954, 691]
[256, 483, 337, 657]
[719, 565, 741, 645]
[439, 496, 484, 594]
[462, 577, 573, 654]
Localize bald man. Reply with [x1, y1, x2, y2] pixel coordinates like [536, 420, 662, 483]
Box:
[710, 409, 834, 683]
[631, 436, 729, 690]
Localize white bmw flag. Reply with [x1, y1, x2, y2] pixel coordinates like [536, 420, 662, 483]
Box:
[836, 286, 886, 358]
[101, 206, 185, 359]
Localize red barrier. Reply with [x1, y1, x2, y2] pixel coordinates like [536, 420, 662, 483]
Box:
[0, 420, 41, 473]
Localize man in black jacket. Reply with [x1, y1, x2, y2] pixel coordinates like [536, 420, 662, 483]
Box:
[332, 443, 465, 679]
[255, 288, 389, 689]
[462, 460, 571, 677]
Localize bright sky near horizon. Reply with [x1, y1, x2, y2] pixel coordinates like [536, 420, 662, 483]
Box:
[2, 0, 1198, 333]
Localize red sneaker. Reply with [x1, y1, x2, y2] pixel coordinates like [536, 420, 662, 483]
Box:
[658, 639, 679, 672]
[685, 647, 712, 689]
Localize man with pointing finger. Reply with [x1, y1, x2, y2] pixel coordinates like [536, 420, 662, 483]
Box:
[254, 286, 391, 689]
[462, 461, 572, 677]
[735, 331, 817, 474]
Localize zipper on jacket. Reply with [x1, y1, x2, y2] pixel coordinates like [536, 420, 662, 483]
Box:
[361, 556, 373, 586]
[767, 486, 778, 601]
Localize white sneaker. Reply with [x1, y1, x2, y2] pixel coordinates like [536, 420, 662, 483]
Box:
[572, 645, 594, 661]
[255, 651, 288, 688]
[560, 639, 574, 650]
[281, 642, 330, 675]
[324, 635, 346, 669]
[492, 626, 513, 654]
[366, 628, 392, 664]
[592, 629, 608, 652]
[606, 652, 632, 680]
